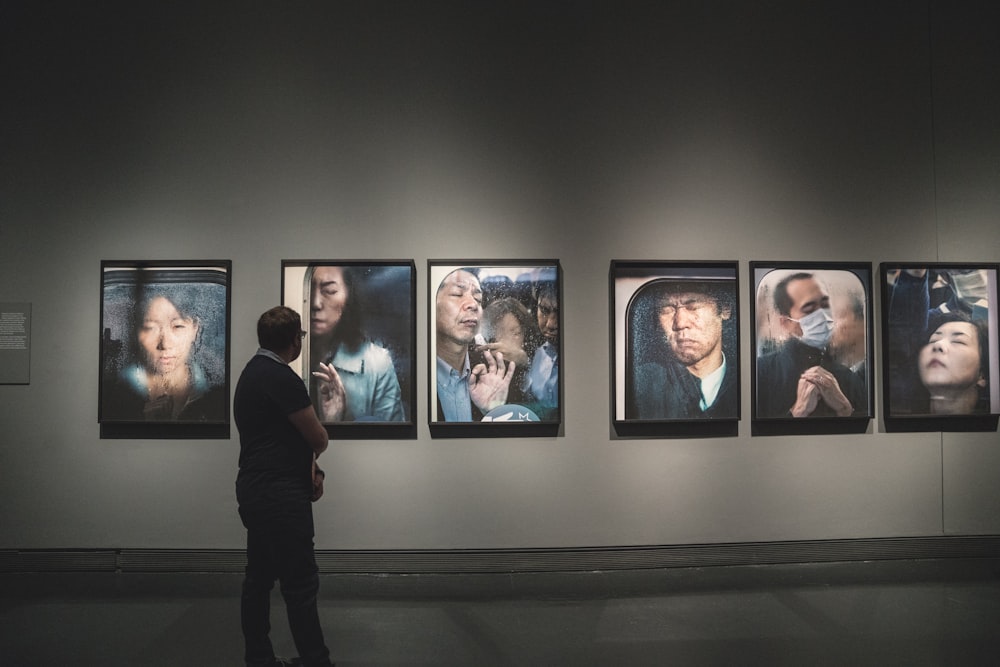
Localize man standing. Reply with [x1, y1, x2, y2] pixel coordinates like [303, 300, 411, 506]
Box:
[633, 282, 737, 420]
[523, 281, 560, 420]
[435, 268, 514, 421]
[756, 272, 866, 419]
[235, 306, 336, 667]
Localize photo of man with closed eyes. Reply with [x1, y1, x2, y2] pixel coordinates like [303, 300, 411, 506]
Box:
[618, 266, 739, 422]
[430, 263, 559, 424]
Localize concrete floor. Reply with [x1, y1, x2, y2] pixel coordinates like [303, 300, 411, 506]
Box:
[2, 558, 999, 666]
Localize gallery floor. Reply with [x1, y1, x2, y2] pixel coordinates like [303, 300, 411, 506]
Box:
[2, 558, 999, 666]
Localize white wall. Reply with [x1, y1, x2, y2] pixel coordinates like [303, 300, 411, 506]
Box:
[1, 1, 998, 550]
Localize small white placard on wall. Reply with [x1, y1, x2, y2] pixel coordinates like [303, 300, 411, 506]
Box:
[0, 302, 31, 384]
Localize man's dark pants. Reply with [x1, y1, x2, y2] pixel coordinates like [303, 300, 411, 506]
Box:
[240, 511, 331, 667]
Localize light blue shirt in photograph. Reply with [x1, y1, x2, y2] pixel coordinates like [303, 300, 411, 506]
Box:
[524, 341, 558, 409]
[436, 354, 473, 421]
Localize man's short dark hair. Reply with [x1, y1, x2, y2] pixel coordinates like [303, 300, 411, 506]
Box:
[656, 281, 731, 315]
[436, 267, 480, 295]
[533, 280, 557, 305]
[773, 272, 815, 316]
[257, 306, 301, 352]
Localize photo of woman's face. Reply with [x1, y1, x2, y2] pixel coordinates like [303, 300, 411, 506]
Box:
[310, 266, 349, 338]
[138, 296, 198, 376]
[494, 312, 524, 348]
[918, 321, 984, 391]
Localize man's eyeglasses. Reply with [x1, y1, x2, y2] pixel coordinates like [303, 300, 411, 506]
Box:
[299, 331, 307, 339]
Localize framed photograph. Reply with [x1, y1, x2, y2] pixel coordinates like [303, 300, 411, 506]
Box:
[881, 263, 1000, 432]
[611, 261, 740, 436]
[282, 261, 416, 437]
[428, 260, 561, 435]
[750, 262, 873, 436]
[99, 261, 231, 437]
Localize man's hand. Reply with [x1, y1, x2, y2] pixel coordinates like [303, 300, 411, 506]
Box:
[479, 341, 529, 367]
[799, 366, 853, 417]
[311, 459, 325, 502]
[790, 366, 853, 417]
[312, 362, 346, 422]
[468, 349, 514, 414]
[790, 375, 822, 417]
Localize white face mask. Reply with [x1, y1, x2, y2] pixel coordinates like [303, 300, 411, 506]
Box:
[788, 307, 834, 349]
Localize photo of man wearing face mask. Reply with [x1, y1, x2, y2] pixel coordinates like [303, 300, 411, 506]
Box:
[756, 271, 868, 419]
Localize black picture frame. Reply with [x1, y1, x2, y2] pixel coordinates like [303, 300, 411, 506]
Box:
[611, 260, 740, 438]
[428, 260, 561, 437]
[880, 263, 1000, 433]
[750, 261, 873, 436]
[99, 260, 231, 439]
[282, 260, 417, 439]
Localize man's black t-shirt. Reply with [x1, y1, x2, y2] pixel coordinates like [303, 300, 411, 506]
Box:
[234, 353, 315, 529]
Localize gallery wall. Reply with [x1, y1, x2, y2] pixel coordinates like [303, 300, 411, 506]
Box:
[1, 1, 998, 551]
